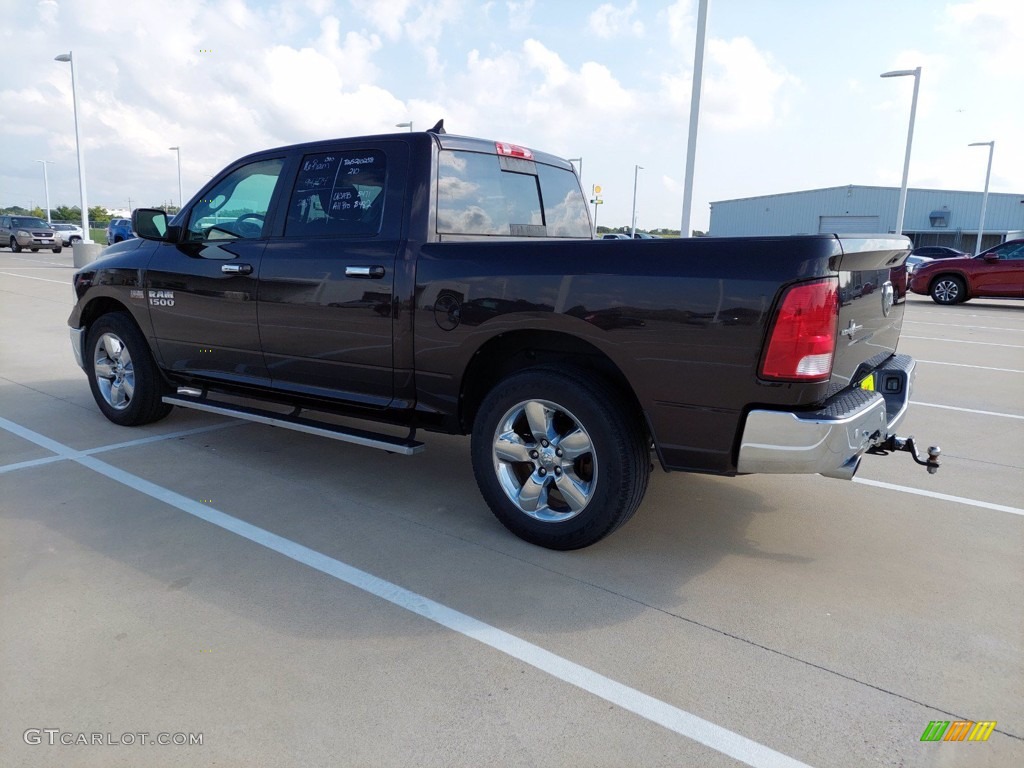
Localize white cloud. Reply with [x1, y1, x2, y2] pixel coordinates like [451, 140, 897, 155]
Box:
[588, 1, 644, 39]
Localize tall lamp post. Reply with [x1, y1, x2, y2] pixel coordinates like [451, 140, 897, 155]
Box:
[35, 160, 54, 223]
[680, 0, 708, 238]
[395, 121, 413, 132]
[630, 165, 644, 238]
[168, 146, 183, 210]
[968, 141, 994, 256]
[880, 66, 921, 236]
[54, 52, 92, 243]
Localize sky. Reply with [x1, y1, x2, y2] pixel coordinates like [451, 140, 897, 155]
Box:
[1, 0, 1021, 233]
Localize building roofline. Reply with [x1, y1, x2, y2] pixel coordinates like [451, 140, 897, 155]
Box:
[710, 184, 1024, 206]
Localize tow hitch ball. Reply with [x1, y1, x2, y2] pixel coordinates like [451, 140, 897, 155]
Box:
[868, 435, 941, 474]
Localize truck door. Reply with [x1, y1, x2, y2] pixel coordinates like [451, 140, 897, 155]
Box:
[146, 156, 287, 385]
[257, 142, 408, 408]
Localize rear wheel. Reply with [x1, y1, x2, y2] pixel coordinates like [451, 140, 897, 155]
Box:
[471, 367, 649, 550]
[86, 312, 172, 426]
[930, 275, 966, 304]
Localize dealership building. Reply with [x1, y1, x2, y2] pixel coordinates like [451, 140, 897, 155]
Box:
[708, 185, 1024, 252]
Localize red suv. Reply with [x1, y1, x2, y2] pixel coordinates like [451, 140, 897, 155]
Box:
[909, 239, 1024, 304]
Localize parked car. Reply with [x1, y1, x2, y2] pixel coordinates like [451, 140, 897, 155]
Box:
[909, 239, 1024, 303]
[106, 218, 135, 245]
[601, 233, 630, 239]
[51, 222, 85, 246]
[905, 254, 933, 275]
[0, 215, 62, 253]
[909, 245, 968, 260]
[69, 127, 933, 550]
[632, 232, 661, 239]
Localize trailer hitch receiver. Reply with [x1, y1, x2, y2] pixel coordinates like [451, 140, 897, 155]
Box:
[867, 435, 941, 474]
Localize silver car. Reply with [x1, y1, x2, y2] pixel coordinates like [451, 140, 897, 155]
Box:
[50, 222, 85, 246]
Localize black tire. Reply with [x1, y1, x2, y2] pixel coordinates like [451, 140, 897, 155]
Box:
[114, 236, 123, 243]
[30, 248, 38, 252]
[85, 312, 173, 426]
[54, 246, 62, 253]
[10, 237, 21, 253]
[930, 275, 967, 304]
[70, 236, 82, 244]
[471, 367, 650, 550]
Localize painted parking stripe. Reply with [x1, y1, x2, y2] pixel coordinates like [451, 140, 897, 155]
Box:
[854, 478, 1024, 517]
[901, 335, 1024, 349]
[903, 320, 1024, 333]
[917, 360, 1024, 374]
[911, 401, 1024, 420]
[0, 271, 70, 285]
[0, 414, 813, 768]
[0, 421, 238, 475]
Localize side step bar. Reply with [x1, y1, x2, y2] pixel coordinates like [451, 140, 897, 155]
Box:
[163, 391, 425, 456]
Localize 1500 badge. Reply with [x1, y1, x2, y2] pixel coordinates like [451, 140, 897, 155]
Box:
[149, 290, 175, 307]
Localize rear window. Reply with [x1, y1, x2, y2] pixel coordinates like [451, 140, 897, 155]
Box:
[437, 149, 590, 238]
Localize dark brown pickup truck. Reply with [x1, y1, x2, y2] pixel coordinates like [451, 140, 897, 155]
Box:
[69, 125, 937, 549]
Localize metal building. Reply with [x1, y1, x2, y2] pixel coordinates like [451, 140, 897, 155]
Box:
[709, 185, 1024, 252]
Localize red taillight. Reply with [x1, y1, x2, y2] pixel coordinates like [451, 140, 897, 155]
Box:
[495, 142, 534, 160]
[761, 279, 839, 381]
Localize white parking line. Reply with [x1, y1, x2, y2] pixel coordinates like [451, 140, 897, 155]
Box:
[911, 401, 1024, 420]
[854, 478, 1024, 517]
[904, 320, 1023, 333]
[917, 360, 1024, 374]
[0, 414, 814, 768]
[0, 271, 70, 285]
[0, 421, 239, 475]
[901, 335, 1024, 349]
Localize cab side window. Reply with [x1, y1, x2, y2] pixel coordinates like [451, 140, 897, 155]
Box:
[285, 150, 387, 238]
[186, 158, 284, 242]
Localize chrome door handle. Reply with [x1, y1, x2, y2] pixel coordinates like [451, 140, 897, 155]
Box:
[345, 265, 385, 278]
[221, 263, 252, 274]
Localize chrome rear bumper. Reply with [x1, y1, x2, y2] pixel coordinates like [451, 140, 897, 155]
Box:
[737, 355, 915, 480]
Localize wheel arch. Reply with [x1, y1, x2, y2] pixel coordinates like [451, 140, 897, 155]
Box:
[458, 329, 648, 442]
[928, 271, 970, 300]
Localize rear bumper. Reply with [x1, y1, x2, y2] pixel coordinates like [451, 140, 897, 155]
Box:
[737, 355, 915, 480]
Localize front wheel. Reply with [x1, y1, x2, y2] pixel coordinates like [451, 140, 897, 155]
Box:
[471, 367, 650, 550]
[930, 275, 966, 304]
[10, 237, 21, 252]
[85, 312, 172, 426]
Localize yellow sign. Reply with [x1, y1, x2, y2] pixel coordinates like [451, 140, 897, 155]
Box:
[593, 185, 602, 194]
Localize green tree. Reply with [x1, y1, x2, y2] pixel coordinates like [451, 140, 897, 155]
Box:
[54, 205, 80, 222]
[89, 206, 111, 224]
[30, 206, 45, 219]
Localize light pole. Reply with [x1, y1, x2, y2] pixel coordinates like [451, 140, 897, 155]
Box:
[168, 146, 183, 210]
[54, 52, 92, 243]
[681, 0, 708, 238]
[567, 157, 583, 186]
[968, 141, 994, 256]
[395, 121, 413, 132]
[35, 160, 54, 223]
[630, 165, 644, 238]
[880, 66, 921, 236]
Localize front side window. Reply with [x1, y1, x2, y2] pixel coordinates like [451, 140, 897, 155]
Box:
[186, 158, 284, 242]
[285, 150, 386, 237]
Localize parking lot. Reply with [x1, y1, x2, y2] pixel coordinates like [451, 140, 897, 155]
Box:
[1, 248, 1021, 767]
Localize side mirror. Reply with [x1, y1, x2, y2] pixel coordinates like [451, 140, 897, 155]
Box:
[133, 208, 177, 241]
[983, 253, 999, 262]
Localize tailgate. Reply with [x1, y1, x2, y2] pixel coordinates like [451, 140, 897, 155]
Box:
[829, 235, 910, 393]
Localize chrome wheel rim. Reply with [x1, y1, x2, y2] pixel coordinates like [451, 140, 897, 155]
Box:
[93, 333, 135, 410]
[491, 399, 597, 523]
[934, 279, 960, 302]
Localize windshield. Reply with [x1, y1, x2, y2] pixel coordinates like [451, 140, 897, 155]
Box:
[12, 217, 48, 228]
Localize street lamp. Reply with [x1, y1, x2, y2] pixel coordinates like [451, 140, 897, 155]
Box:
[630, 165, 644, 238]
[681, 0, 709, 238]
[54, 51, 92, 243]
[395, 121, 413, 132]
[34, 160, 54, 223]
[968, 141, 994, 256]
[880, 66, 921, 236]
[169, 146, 183, 210]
